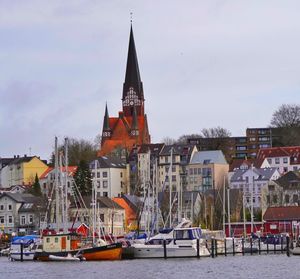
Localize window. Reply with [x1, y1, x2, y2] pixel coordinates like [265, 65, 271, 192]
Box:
[103, 192, 108, 197]
[172, 175, 176, 182]
[236, 146, 247, 151]
[273, 195, 278, 204]
[120, 172, 123, 178]
[197, 168, 201, 175]
[8, 204, 12, 211]
[0, 205, 4, 211]
[258, 137, 270, 142]
[97, 172, 100, 178]
[285, 195, 290, 203]
[103, 181, 108, 188]
[0, 216, 4, 224]
[193, 168, 197, 175]
[21, 215, 26, 225]
[275, 158, 280, 164]
[97, 181, 101, 188]
[284, 167, 288, 173]
[55, 237, 59, 243]
[172, 166, 176, 172]
[29, 215, 33, 224]
[283, 157, 288, 164]
[102, 171, 108, 178]
[202, 168, 211, 176]
[249, 137, 256, 142]
[267, 158, 272, 164]
[165, 166, 169, 173]
[294, 166, 298, 171]
[189, 169, 193, 175]
[293, 194, 298, 203]
[46, 238, 50, 243]
[8, 216, 13, 224]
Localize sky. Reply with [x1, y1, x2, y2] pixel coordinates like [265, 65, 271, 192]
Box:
[0, 0, 300, 161]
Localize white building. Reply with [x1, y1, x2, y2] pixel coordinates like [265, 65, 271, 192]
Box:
[230, 167, 280, 208]
[39, 166, 78, 197]
[90, 156, 128, 198]
[257, 146, 300, 174]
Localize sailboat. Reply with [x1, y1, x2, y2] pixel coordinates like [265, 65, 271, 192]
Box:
[34, 137, 122, 261]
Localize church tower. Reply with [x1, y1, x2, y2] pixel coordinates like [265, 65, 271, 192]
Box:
[98, 25, 150, 156]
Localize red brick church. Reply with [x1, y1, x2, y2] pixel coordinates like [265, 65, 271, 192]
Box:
[98, 25, 151, 156]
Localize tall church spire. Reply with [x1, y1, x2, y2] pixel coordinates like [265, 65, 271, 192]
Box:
[122, 25, 144, 117]
[102, 103, 111, 138]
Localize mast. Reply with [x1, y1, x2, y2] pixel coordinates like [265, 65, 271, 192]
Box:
[59, 151, 65, 233]
[169, 147, 173, 227]
[243, 193, 246, 237]
[222, 176, 226, 234]
[227, 188, 231, 237]
[250, 165, 254, 234]
[54, 137, 60, 231]
[64, 137, 69, 233]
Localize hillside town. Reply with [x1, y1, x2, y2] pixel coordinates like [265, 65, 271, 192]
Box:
[1, 25, 300, 247]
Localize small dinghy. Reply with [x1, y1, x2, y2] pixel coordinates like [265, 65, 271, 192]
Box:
[48, 253, 85, 261]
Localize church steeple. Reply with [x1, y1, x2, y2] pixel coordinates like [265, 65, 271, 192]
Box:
[102, 103, 111, 139]
[122, 25, 144, 117]
[130, 106, 139, 137]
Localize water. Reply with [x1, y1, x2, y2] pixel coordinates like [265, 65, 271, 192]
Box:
[1, 254, 299, 279]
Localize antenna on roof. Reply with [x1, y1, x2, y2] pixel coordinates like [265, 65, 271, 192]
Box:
[130, 12, 133, 24]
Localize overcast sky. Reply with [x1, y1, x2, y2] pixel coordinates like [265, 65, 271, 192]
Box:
[0, 0, 299, 160]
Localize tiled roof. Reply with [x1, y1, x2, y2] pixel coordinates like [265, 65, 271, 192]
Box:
[275, 171, 300, 189]
[138, 143, 164, 155]
[90, 156, 126, 169]
[39, 166, 78, 179]
[99, 115, 149, 156]
[230, 167, 278, 182]
[229, 158, 265, 172]
[159, 144, 196, 156]
[72, 196, 124, 210]
[257, 146, 300, 165]
[263, 206, 300, 221]
[190, 150, 227, 165]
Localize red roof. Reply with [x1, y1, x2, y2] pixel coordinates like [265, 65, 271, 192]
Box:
[99, 115, 150, 156]
[257, 146, 300, 165]
[39, 166, 78, 179]
[229, 158, 265, 172]
[263, 206, 300, 221]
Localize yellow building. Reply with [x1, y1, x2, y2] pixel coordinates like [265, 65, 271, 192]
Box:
[4, 155, 48, 187]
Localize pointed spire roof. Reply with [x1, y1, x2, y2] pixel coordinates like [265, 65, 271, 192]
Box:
[123, 25, 144, 100]
[131, 106, 138, 130]
[103, 103, 110, 131]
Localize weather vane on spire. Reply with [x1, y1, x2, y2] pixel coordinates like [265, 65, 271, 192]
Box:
[130, 12, 133, 24]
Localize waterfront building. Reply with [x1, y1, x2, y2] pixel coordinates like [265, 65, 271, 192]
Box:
[229, 166, 280, 209]
[186, 150, 228, 192]
[261, 171, 300, 215]
[158, 144, 197, 192]
[89, 156, 128, 198]
[0, 155, 48, 188]
[98, 25, 151, 157]
[39, 166, 78, 197]
[0, 192, 43, 234]
[256, 146, 300, 174]
[128, 143, 164, 195]
[69, 196, 125, 236]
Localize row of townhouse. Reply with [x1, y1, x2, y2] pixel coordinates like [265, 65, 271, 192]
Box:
[0, 155, 48, 188]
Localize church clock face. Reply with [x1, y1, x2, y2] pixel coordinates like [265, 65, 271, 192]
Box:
[123, 87, 141, 106]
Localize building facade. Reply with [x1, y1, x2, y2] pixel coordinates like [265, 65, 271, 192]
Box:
[90, 157, 128, 198]
[186, 150, 229, 192]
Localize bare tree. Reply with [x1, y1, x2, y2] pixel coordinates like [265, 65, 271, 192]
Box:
[161, 137, 177, 145]
[270, 104, 300, 128]
[201, 126, 231, 138]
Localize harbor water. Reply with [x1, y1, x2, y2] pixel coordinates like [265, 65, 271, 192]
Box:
[1, 254, 300, 279]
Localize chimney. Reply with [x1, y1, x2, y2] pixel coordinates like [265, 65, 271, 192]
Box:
[24, 154, 27, 158]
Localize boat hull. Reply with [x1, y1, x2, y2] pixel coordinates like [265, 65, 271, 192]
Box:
[35, 243, 122, 261]
[133, 244, 210, 258]
[10, 252, 35, 261]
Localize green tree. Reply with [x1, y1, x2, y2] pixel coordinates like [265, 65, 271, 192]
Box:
[49, 138, 98, 166]
[74, 160, 92, 195]
[29, 173, 42, 196]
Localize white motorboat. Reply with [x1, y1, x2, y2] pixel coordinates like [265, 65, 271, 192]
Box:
[9, 235, 40, 261]
[48, 253, 85, 261]
[133, 227, 210, 258]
